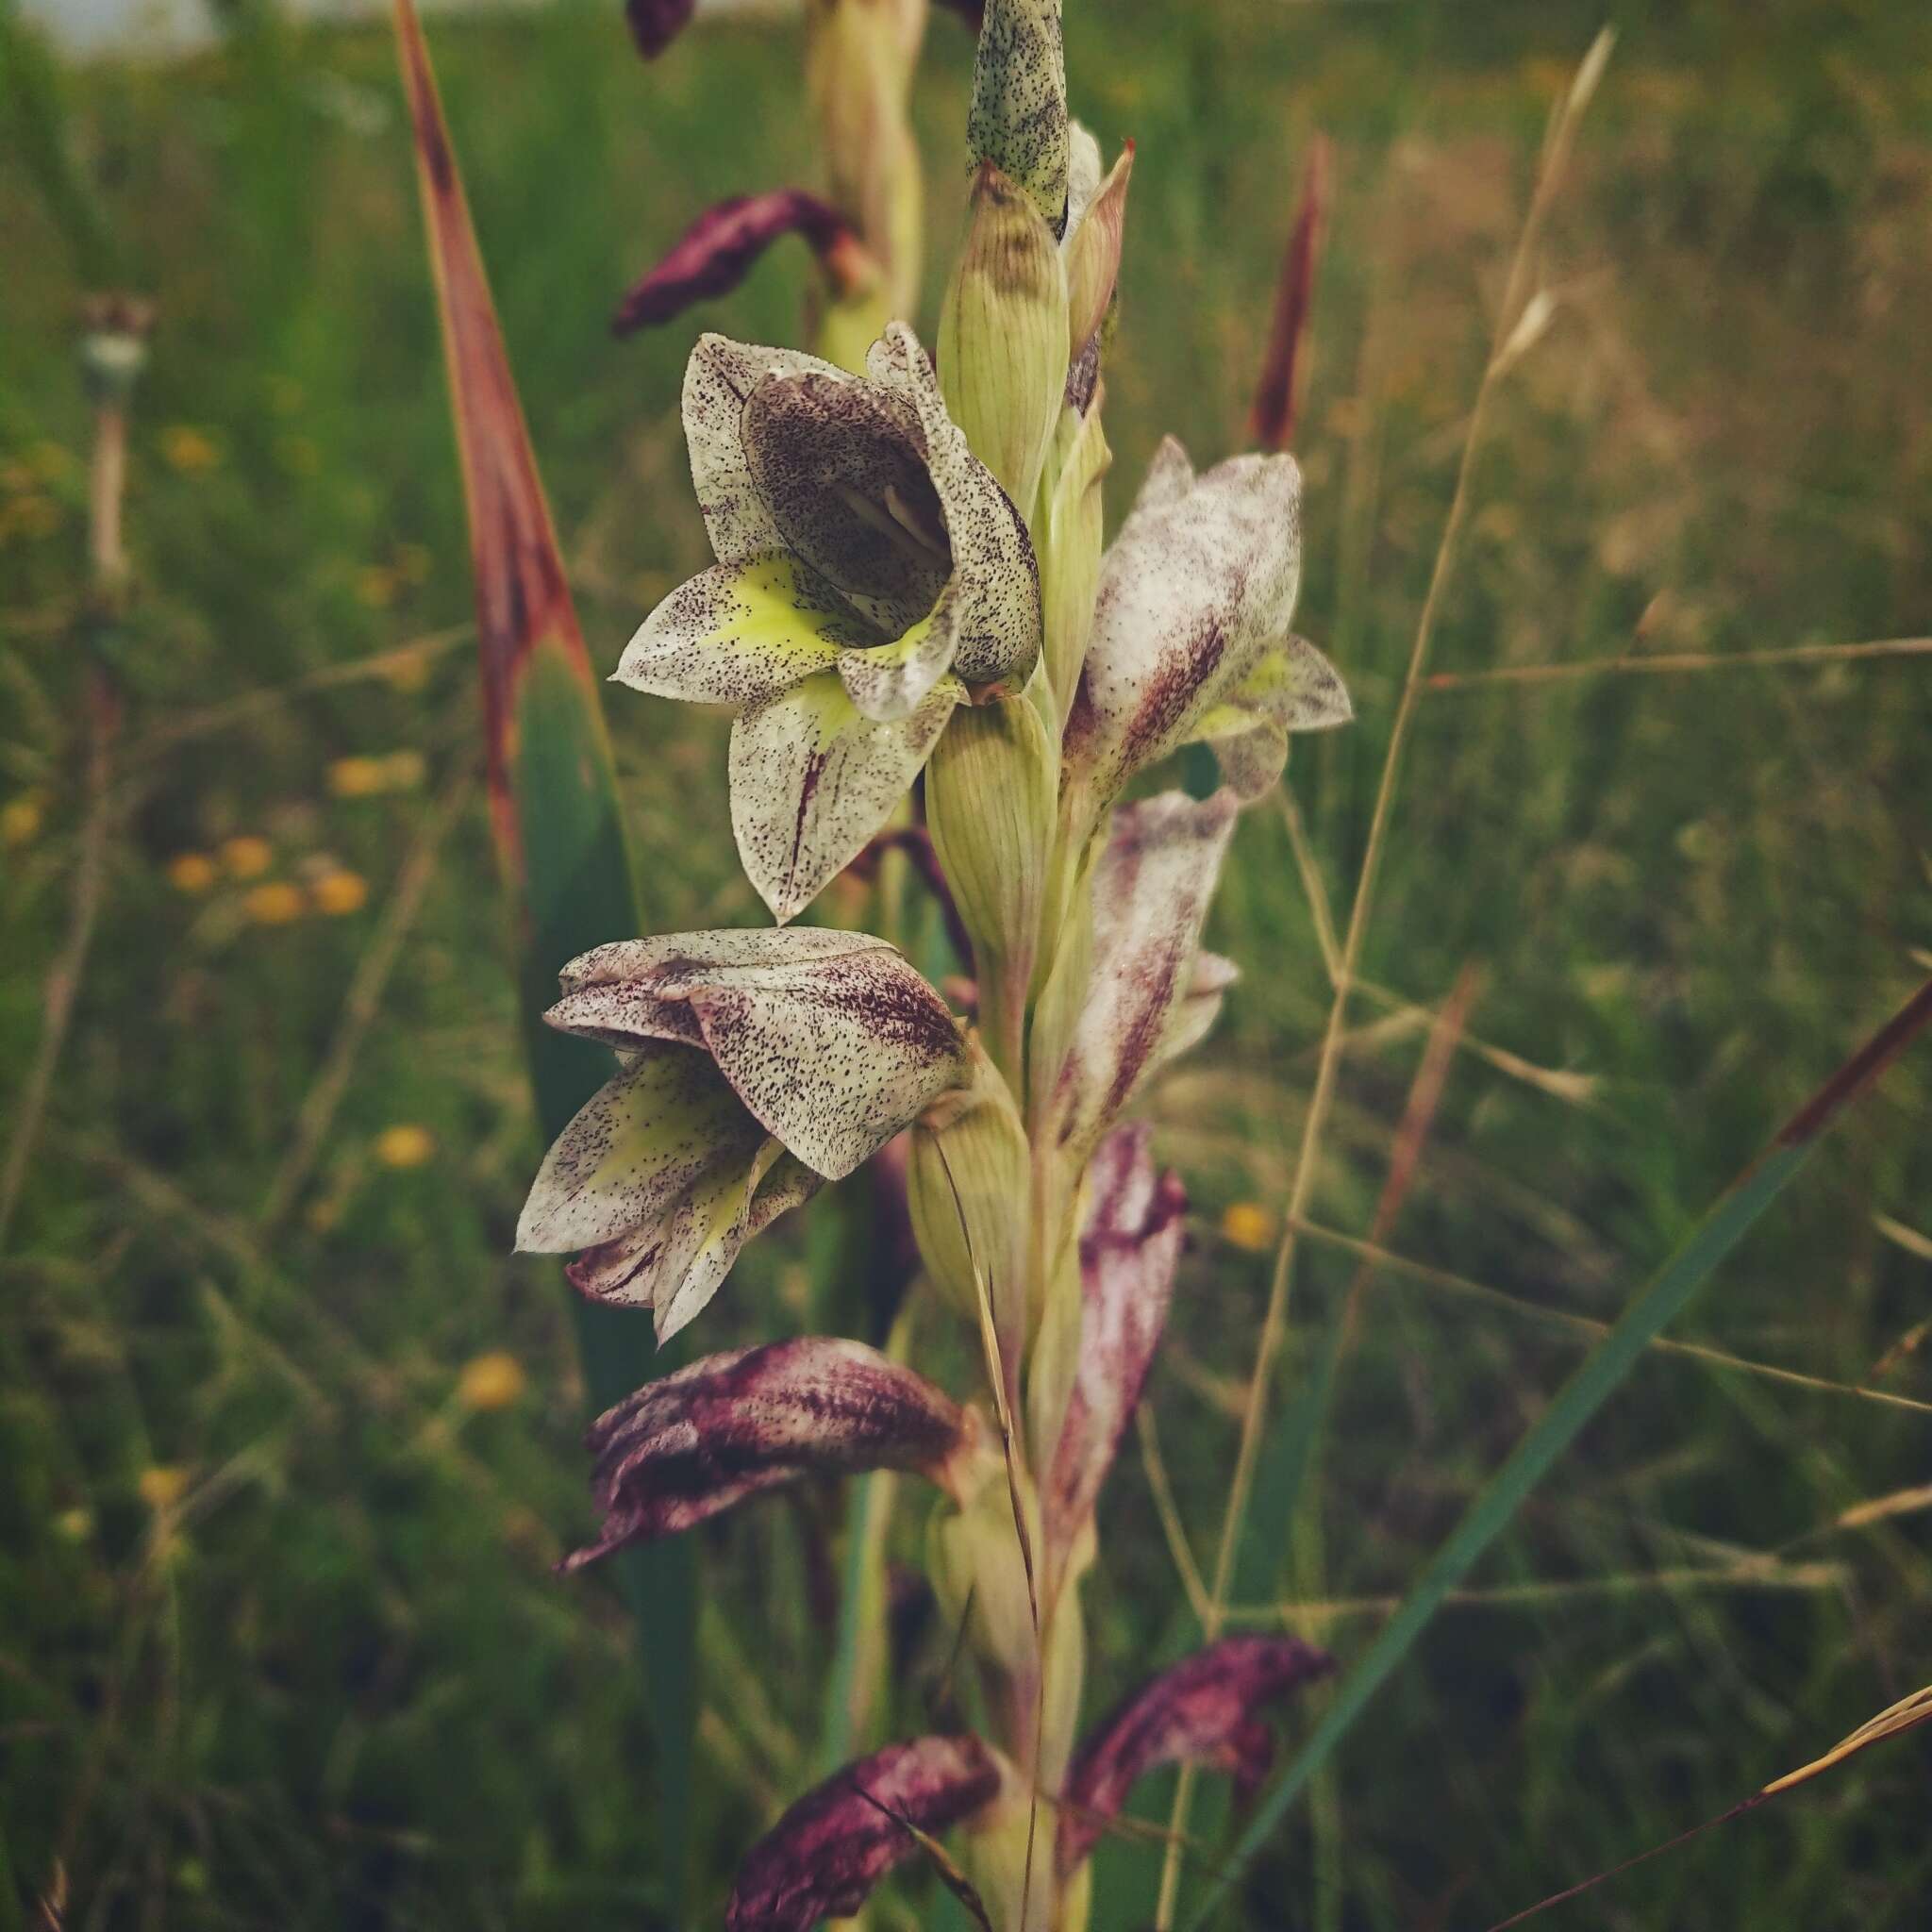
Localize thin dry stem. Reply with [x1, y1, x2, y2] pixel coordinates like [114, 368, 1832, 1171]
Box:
[1156, 39, 1615, 1917]
[1423, 634, 1932, 691]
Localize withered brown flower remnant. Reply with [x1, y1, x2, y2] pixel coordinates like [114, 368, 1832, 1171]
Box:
[562, 1337, 986, 1568]
[1056, 1635, 1335, 1874]
[613, 191, 870, 337]
[726, 1734, 1003, 1931]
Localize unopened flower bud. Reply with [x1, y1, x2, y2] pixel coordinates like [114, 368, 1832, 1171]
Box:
[927, 1474, 1041, 1685]
[1035, 399, 1110, 721]
[1063, 141, 1133, 369]
[968, 0, 1070, 236]
[939, 163, 1069, 512]
[924, 689, 1057, 1072]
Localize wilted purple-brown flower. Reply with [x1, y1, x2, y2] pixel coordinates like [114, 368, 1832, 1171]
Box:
[613, 191, 871, 337]
[727, 1734, 1002, 1931]
[1058, 1634, 1335, 1874]
[562, 1336, 985, 1568]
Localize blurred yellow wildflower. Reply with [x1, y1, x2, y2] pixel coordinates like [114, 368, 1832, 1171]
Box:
[243, 880, 306, 925]
[2, 792, 46, 846]
[167, 851, 219, 893]
[378, 650, 433, 695]
[55, 1507, 93, 1542]
[159, 425, 224, 473]
[375, 1124, 436, 1169]
[1220, 1201, 1276, 1253]
[327, 756, 387, 798]
[138, 1465, 191, 1510]
[356, 566, 398, 609]
[311, 870, 370, 916]
[458, 1352, 527, 1413]
[220, 834, 274, 878]
[380, 749, 426, 790]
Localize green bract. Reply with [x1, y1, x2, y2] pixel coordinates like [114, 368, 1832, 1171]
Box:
[614, 323, 1041, 922]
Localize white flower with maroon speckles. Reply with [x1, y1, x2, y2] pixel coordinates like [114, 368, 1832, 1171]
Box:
[517, 929, 969, 1340]
[614, 322, 1041, 923]
[1063, 437, 1352, 814]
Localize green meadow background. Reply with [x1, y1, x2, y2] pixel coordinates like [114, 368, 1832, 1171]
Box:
[4, 0, 1930, 1924]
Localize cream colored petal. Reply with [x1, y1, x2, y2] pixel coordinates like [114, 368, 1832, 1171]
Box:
[1065, 448, 1307, 800]
[728, 669, 960, 924]
[1046, 790, 1239, 1158]
[689, 946, 967, 1180]
[834, 585, 962, 723]
[516, 1046, 763, 1255]
[868, 322, 1041, 688]
[683, 334, 851, 568]
[613, 554, 863, 708]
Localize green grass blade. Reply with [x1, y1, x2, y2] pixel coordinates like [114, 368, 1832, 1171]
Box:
[1186, 974, 1932, 1928]
[391, 1, 696, 1907]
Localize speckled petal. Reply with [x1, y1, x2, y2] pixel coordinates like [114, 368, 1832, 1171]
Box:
[726, 1735, 1003, 1931]
[548, 928, 893, 1047]
[834, 582, 963, 723]
[564, 1142, 820, 1340]
[1066, 446, 1314, 801]
[741, 367, 951, 636]
[516, 1046, 763, 1255]
[1047, 790, 1239, 1157]
[1044, 1125, 1186, 1555]
[561, 1336, 975, 1565]
[867, 323, 1041, 689]
[683, 334, 853, 568]
[686, 946, 968, 1181]
[729, 669, 961, 924]
[614, 554, 868, 708]
[1190, 631, 1353, 798]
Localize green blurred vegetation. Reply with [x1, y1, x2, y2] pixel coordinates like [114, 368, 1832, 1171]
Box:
[3, 0, 1930, 1926]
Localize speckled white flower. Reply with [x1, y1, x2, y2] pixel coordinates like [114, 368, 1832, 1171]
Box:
[1063, 438, 1352, 811]
[518, 929, 969, 1340]
[615, 324, 1041, 923]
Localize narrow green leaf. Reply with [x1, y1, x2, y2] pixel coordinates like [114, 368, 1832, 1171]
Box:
[391, 1, 696, 1906]
[1187, 975, 1932, 1927]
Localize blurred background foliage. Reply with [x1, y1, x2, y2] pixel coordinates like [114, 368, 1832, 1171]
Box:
[2, 0, 1930, 1925]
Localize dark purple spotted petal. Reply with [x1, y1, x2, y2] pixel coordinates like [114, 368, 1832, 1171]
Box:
[1044, 1125, 1186, 1555]
[1057, 1635, 1335, 1876]
[625, 0, 695, 60]
[613, 190, 864, 337]
[726, 1734, 1003, 1931]
[1046, 789, 1239, 1159]
[562, 1338, 982, 1569]
[1064, 440, 1350, 807]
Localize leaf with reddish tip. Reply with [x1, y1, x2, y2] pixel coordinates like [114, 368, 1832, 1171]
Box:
[613, 190, 867, 337]
[726, 1735, 1004, 1931]
[391, 0, 698, 1893]
[1058, 1635, 1334, 1876]
[626, 0, 696, 60]
[563, 1338, 983, 1568]
[1044, 1125, 1186, 1557]
[1249, 134, 1331, 454]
